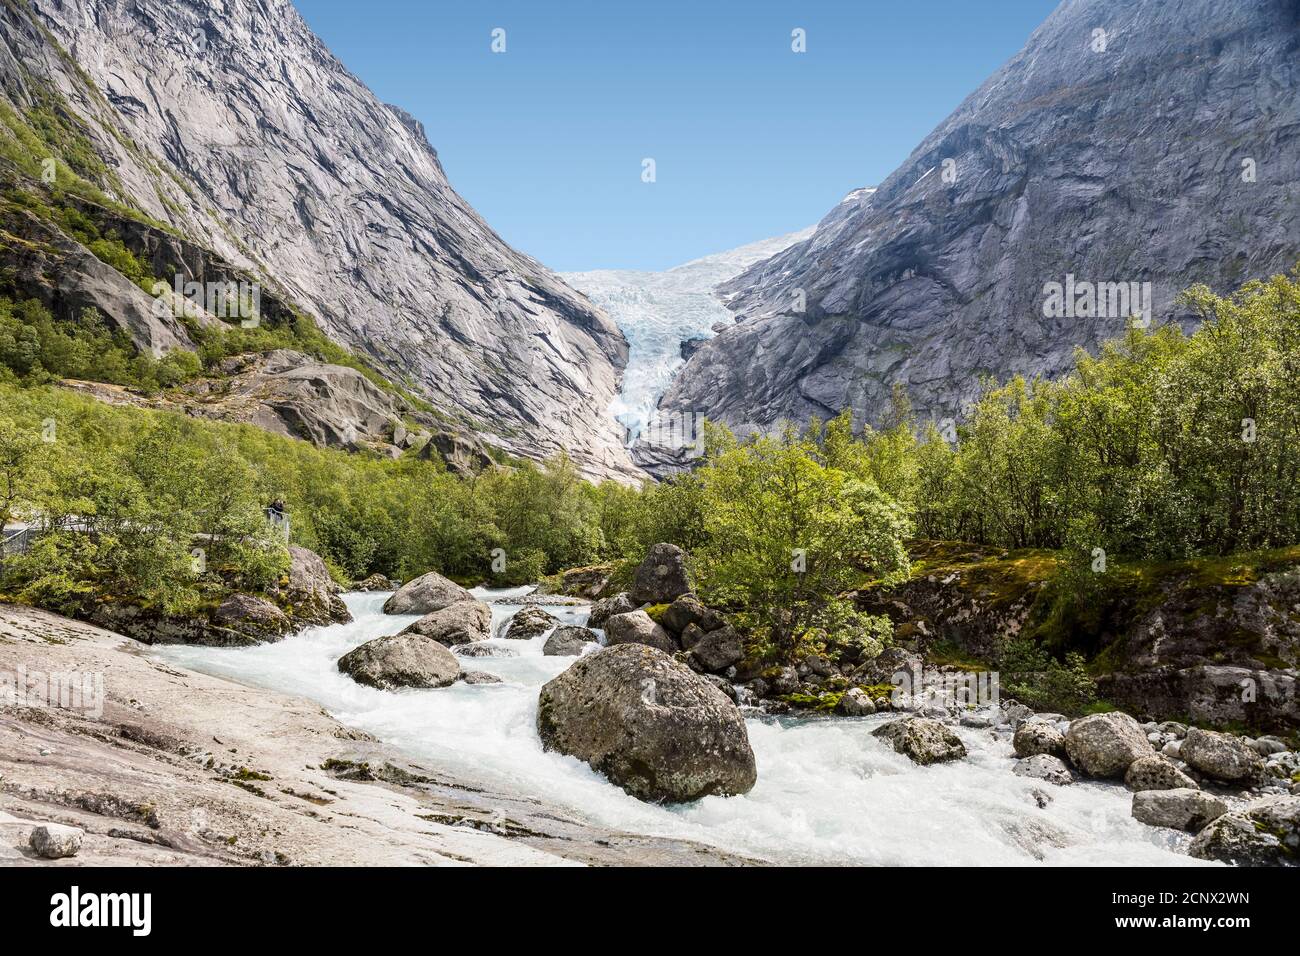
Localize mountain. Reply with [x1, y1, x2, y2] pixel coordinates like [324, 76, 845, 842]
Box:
[660, 0, 1300, 433]
[562, 228, 812, 456]
[0, 0, 635, 479]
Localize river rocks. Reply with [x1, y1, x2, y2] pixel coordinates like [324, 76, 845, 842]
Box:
[382, 570, 474, 615]
[454, 643, 519, 659]
[354, 574, 396, 591]
[213, 593, 292, 642]
[629, 543, 692, 605]
[1188, 796, 1300, 866]
[536, 643, 757, 802]
[337, 633, 460, 690]
[688, 624, 743, 673]
[1013, 754, 1073, 787]
[662, 594, 725, 635]
[543, 564, 614, 600]
[603, 610, 678, 654]
[872, 717, 966, 766]
[1013, 720, 1066, 759]
[588, 592, 636, 629]
[281, 546, 352, 627]
[1252, 736, 1289, 757]
[29, 823, 83, 859]
[1132, 789, 1228, 832]
[399, 600, 491, 646]
[543, 625, 596, 657]
[1180, 727, 1267, 784]
[1063, 713, 1152, 778]
[838, 687, 877, 716]
[459, 670, 502, 685]
[854, 647, 923, 686]
[500, 606, 559, 640]
[1124, 755, 1199, 792]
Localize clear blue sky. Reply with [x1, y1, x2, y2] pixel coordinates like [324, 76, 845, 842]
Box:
[293, 0, 1059, 272]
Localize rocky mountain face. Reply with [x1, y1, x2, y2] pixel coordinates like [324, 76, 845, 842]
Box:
[662, 0, 1300, 432]
[0, 0, 636, 479]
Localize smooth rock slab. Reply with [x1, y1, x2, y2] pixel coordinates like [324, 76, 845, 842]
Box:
[29, 823, 83, 859]
[537, 643, 756, 803]
[1131, 788, 1227, 832]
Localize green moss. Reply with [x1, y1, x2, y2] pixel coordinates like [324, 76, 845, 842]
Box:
[778, 691, 843, 712]
[232, 766, 272, 782]
[643, 603, 670, 623]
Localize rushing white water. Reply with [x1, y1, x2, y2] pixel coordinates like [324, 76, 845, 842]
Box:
[155, 590, 1212, 866]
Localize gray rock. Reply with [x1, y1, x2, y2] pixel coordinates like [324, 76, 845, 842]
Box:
[399, 600, 491, 646]
[543, 624, 596, 657]
[1180, 727, 1267, 784]
[536, 643, 757, 802]
[459, 670, 502, 685]
[29, 823, 83, 859]
[1013, 720, 1065, 759]
[383, 571, 474, 616]
[453, 643, 519, 659]
[662, 594, 726, 635]
[1063, 712, 1152, 778]
[872, 717, 966, 765]
[280, 546, 352, 627]
[702, 674, 740, 704]
[689, 624, 743, 673]
[629, 544, 691, 605]
[337, 633, 460, 690]
[838, 687, 877, 717]
[500, 605, 559, 640]
[1012, 754, 1073, 787]
[1124, 755, 1199, 793]
[1253, 736, 1289, 757]
[212, 593, 291, 642]
[354, 574, 396, 592]
[1189, 808, 1290, 867]
[588, 592, 636, 629]
[603, 610, 678, 654]
[1162, 740, 1183, 760]
[1132, 789, 1228, 832]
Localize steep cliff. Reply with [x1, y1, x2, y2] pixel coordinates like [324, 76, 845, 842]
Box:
[662, 0, 1300, 431]
[0, 0, 635, 478]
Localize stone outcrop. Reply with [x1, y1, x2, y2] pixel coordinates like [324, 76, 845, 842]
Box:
[383, 571, 474, 616]
[399, 600, 492, 647]
[278, 546, 352, 628]
[337, 633, 461, 690]
[1063, 713, 1151, 779]
[213, 594, 293, 643]
[871, 717, 966, 766]
[536, 644, 757, 803]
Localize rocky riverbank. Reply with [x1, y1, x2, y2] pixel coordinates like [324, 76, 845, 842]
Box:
[0, 603, 750, 866]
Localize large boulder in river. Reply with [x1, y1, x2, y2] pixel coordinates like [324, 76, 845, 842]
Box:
[603, 610, 678, 654]
[1180, 727, 1267, 784]
[213, 593, 292, 641]
[536, 643, 757, 803]
[629, 543, 692, 605]
[337, 633, 461, 690]
[1013, 719, 1065, 759]
[500, 605, 558, 640]
[280, 546, 352, 626]
[383, 570, 474, 615]
[1132, 788, 1227, 832]
[1189, 795, 1300, 865]
[399, 600, 491, 646]
[1063, 712, 1151, 778]
[588, 592, 636, 629]
[662, 594, 725, 635]
[872, 717, 966, 765]
[1124, 755, 1199, 792]
[543, 625, 596, 657]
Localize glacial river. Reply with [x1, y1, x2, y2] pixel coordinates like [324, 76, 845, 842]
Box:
[155, 589, 1211, 866]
